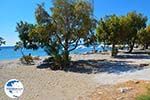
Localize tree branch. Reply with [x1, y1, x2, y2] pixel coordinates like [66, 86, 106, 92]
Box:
[68, 38, 80, 52]
[55, 34, 65, 49]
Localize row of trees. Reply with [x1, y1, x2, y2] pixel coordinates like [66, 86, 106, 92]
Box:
[15, 0, 150, 69]
[96, 12, 149, 56]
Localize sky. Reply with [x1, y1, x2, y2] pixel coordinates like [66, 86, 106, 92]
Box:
[0, 0, 150, 46]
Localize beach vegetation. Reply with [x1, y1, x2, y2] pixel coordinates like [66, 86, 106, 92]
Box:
[14, 41, 34, 65]
[96, 15, 122, 57]
[16, 21, 38, 50]
[138, 25, 150, 49]
[14, 41, 25, 56]
[15, 20, 39, 65]
[20, 55, 34, 65]
[124, 12, 147, 53]
[96, 11, 147, 56]
[16, 0, 95, 69]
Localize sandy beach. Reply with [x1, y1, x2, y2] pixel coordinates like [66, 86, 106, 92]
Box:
[0, 52, 150, 100]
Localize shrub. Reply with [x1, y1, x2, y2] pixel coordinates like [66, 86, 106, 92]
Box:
[20, 55, 34, 65]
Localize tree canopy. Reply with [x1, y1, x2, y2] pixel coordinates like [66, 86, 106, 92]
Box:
[138, 25, 150, 49]
[124, 12, 147, 52]
[16, 0, 95, 69]
[96, 15, 123, 56]
[16, 21, 37, 49]
[96, 11, 147, 56]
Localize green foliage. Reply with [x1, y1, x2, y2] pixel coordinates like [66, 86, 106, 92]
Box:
[96, 15, 121, 44]
[14, 41, 24, 51]
[20, 55, 34, 65]
[14, 41, 25, 56]
[14, 41, 34, 65]
[138, 25, 150, 49]
[96, 11, 147, 56]
[0, 37, 5, 47]
[16, 21, 38, 50]
[96, 15, 121, 56]
[16, 0, 95, 69]
[124, 11, 147, 52]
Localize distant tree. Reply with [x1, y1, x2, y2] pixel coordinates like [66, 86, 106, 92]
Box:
[96, 15, 122, 57]
[17, 0, 95, 69]
[125, 11, 147, 53]
[96, 18, 110, 51]
[0, 37, 5, 47]
[97, 11, 147, 55]
[138, 26, 150, 49]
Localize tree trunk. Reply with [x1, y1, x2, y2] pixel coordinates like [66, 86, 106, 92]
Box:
[101, 42, 106, 52]
[63, 37, 70, 69]
[63, 49, 70, 67]
[128, 38, 136, 53]
[111, 43, 115, 57]
[128, 44, 134, 53]
[93, 44, 96, 53]
[103, 42, 106, 51]
[145, 44, 149, 49]
[21, 49, 29, 64]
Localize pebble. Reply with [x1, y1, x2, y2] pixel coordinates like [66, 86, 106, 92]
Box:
[133, 80, 140, 84]
[97, 91, 103, 95]
[118, 87, 133, 93]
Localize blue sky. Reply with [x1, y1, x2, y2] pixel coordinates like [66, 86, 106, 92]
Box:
[0, 0, 150, 46]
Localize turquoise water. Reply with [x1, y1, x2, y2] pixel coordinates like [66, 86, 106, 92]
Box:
[0, 46, 47, 61]
[0, 45, 110, 60]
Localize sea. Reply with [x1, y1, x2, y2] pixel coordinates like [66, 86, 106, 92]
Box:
[0, 45, 111, 61]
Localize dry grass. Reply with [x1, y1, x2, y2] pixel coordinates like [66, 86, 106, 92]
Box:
[78, 80, 150, 100]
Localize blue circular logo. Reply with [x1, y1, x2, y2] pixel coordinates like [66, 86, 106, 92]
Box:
[4, 79, 24, 98]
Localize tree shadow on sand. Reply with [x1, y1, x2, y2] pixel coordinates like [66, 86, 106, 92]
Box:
[115, 54, 150, 59]
[37, 59, 144, 74]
